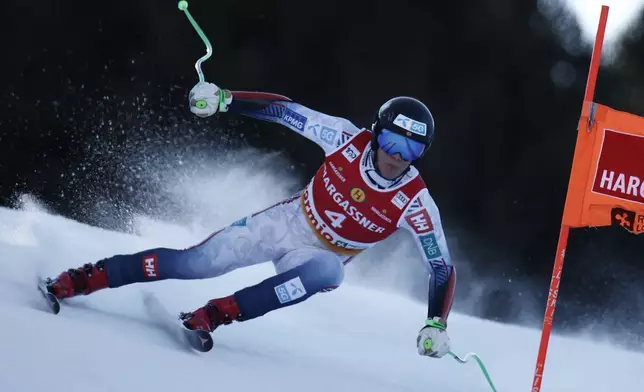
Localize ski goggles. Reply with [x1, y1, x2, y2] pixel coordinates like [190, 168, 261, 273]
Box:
[377, 129, 426, 161]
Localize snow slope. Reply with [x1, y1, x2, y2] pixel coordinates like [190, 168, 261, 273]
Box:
[1, 200, 643, 392]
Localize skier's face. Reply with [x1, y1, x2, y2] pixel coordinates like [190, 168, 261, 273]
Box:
[376, 148, 411, 179]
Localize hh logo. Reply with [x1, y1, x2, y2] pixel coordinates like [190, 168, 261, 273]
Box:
[274, 276, 307, 304]
[143, 255, 159, 279]
[611, 208, 644, 234]
[405, 209, 434, 234]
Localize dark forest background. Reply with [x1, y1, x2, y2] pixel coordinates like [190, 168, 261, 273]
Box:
[0, 0, 642, 346]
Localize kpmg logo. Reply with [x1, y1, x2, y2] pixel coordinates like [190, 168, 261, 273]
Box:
[282, 108, 307, 132]
[393, 113, 427, 136]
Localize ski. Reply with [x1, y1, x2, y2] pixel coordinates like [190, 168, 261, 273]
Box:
[36, 276, 60, 315]
[142, 291, 213, 353]
[32, 280, 213, 352]
[181, 327, 214, 353]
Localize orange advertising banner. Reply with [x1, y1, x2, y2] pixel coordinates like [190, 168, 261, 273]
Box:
[562, 102, 644, 234]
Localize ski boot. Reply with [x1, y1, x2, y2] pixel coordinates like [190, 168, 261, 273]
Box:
[46, 260, 110, 300]
[180, 295, 242, 332]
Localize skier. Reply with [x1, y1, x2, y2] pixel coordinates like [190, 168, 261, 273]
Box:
[45, 81, 456, 359]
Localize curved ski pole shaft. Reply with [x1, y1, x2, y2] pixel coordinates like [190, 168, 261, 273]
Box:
[448, 351, 498, 392]
[178, 1, 213, 83]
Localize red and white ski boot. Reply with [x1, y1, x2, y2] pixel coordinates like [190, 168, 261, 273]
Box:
[180, 295, 242, 332]
[46, 260, 110, 299]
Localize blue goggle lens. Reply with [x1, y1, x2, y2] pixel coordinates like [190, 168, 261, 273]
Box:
[377, 129, 426, 161]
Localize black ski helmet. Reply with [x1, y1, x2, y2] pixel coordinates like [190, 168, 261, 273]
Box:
[371, 96, 435, 162]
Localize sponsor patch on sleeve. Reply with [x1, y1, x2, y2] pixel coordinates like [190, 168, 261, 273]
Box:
[274, 276, 307, 304]
[405, 209, 434, 234]
[320, 126, 338, 145]
[419, 233, 442, 259]
[282, 108, 308, 132]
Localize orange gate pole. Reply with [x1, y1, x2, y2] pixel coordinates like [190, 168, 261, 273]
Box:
[530, 5, 609, 392]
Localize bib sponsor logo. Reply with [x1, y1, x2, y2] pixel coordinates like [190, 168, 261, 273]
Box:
[420, 233, 442, 259]
[342, 144, 360, 163]
[350, 187, 367, 203]
[370, 206, 392, 223]
[328, 161, 346, 183]
[592, 129, 644, 205]
[310, 164, 384, 235]
[283, 108, 307, 132]
[611, 208, 644, 234]
[275, 276, 307, 304]
[392, 191, 410, 209]
[335, 240, 349, 248]
[393, 113, 427, 136]
[405, 209, 434, 234]
[143, 254, 159, 279]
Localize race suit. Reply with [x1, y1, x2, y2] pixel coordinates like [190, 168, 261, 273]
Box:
[101, 91, 456, 322]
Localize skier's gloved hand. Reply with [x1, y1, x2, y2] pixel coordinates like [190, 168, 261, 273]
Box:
[188, 82, 232, 118]
[417, 317, 451, 358]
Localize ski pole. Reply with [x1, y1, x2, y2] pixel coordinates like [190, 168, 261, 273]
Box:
[178, 1, 212, 83]
[178, 1, 228, 111]
[448, 350, 498, 392]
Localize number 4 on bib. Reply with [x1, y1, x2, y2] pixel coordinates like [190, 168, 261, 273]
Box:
[324, 210, 346, 228]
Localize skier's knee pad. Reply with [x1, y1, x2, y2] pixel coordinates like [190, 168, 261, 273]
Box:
[234, 255, 344, 321]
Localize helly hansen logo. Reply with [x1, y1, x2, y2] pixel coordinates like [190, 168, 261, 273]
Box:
[143, 255, 159, 279]
[405, 209, 434, 234]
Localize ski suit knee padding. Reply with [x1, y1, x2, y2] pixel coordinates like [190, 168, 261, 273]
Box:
[105, 247, 210, 288]
[234, 253, 344, 321]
